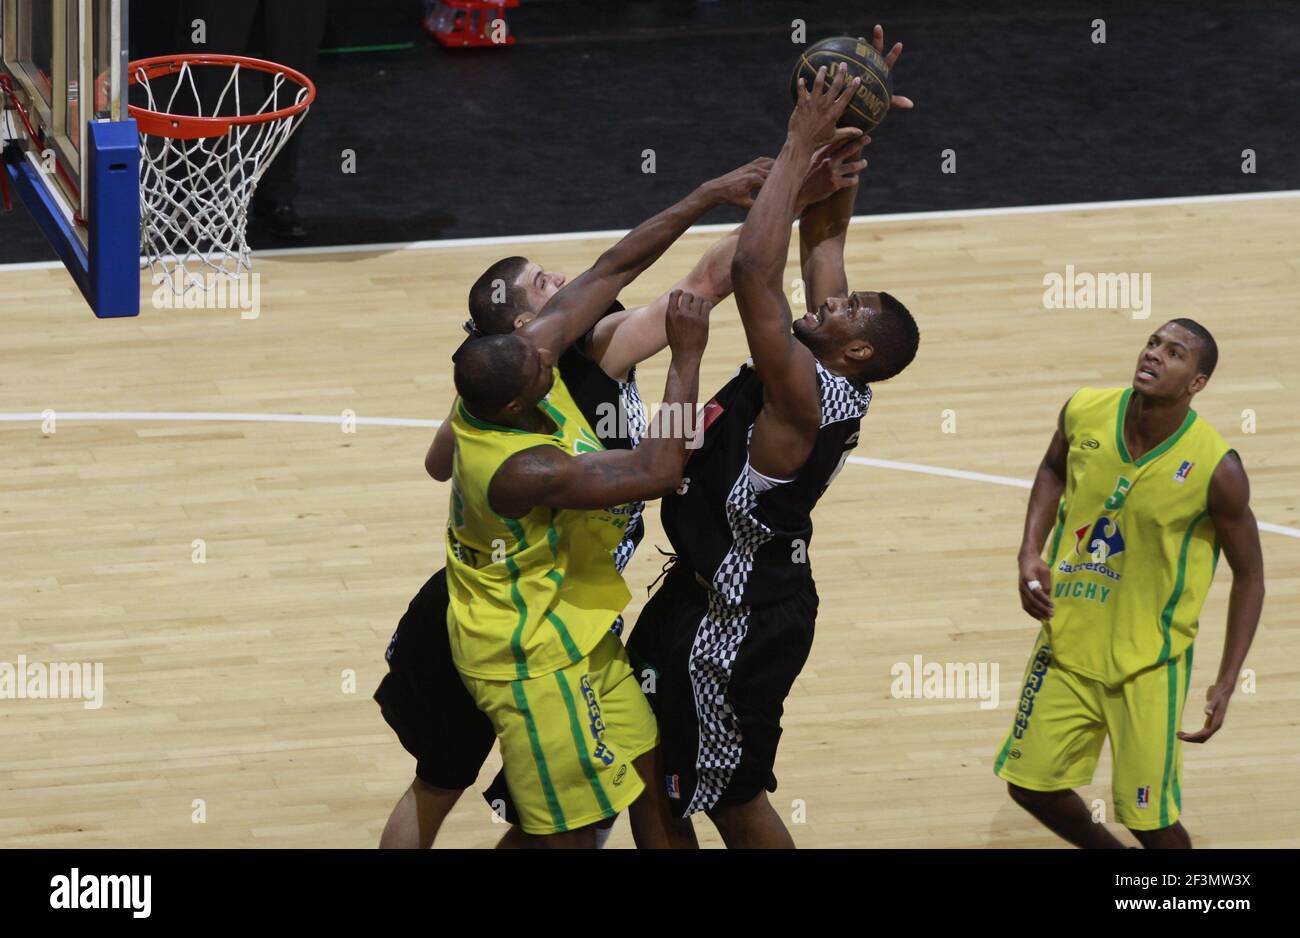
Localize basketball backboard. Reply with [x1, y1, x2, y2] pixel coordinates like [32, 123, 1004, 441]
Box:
[2, 0, 138, 317]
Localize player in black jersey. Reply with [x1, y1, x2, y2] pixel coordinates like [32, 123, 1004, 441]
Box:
[374, 153, 866, 847]
[626, 28, 919, 847]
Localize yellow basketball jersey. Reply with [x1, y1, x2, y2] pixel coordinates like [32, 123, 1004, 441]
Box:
[1045, 387, 1233, 686]
[445, 369, 633, 681]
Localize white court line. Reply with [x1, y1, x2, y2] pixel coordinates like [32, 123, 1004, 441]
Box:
[0, 410, 441, 428]
[253, 188, 1300, 258]
[3, 409, 1297, 540]
[3, 189, 1300, 272]
[848, 455, 1031, 490]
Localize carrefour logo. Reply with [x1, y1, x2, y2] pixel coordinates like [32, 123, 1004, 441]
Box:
[1056, 516, 1125, 581]
[1073, 517, 1125, 563]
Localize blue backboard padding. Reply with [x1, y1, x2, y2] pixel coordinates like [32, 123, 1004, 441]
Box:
[87, 119, 140, 318]
[4, 153, 91, 283]
[3, 118, 139, 318]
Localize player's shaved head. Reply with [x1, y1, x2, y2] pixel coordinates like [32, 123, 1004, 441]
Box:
[1166, 318, 1218, 378]
[859, 291, 920, 382]
[453, 334, 533, 417]
[467, 256, 531, 336]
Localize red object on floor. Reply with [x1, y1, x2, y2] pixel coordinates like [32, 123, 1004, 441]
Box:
[427, 0, 519, 48]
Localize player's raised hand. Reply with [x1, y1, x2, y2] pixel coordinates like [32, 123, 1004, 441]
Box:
[798, 130, 870, 208]
[1177, 682, 1233, 744]
[863, 23, 914, 110]
[665, 289, 712, 359]
[790, 62, 862, 147]
[1017, 554, 1054, 621]
[703, 157, 775, 209]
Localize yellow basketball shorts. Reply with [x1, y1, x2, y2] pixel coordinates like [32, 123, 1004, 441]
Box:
[461, 632, 659, 836]
[993, 629, 1193, 831]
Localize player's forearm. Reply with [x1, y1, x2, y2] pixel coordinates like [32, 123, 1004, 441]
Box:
[528, 186, 724, 353]
[683, 213, 811, 305]
[797, 181, 854, 309]
[1018, 462, 1065, 561]
[595, 186, 722, 288]
[635, 352, 703, 491]
[1214, 575, 1264, 688]
[733, 137, 815, 291]
[799, 177, 855, 253]
[594, 230, 739, 380]
[684, 229, 742, 302]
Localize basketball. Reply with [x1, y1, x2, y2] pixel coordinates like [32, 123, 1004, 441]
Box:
[790, 35, 895, 134]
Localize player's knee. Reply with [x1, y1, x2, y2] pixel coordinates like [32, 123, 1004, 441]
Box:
[543, 826, 598, 849]
[1129, 823, 1191, 849]
[1007, 782, 1056, 812]
[411, 776, 465, 800]
[706, 790, 770, 833]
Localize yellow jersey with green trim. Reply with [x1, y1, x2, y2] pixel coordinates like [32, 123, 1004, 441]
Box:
[1044, 386, 1232, 686]
[444, 369, 633, 681]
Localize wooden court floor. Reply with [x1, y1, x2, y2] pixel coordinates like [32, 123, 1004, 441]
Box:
[1, 194, 1297, 848]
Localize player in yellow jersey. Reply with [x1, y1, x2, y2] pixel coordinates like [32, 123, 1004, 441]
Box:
[447, 291, 707, 847]
[445, 164, 771, 847]
[995, 319, 1265, 848]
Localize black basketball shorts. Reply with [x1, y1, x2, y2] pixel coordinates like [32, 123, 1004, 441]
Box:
[373, 569, 497, 792]
[625, 562, 818, 817]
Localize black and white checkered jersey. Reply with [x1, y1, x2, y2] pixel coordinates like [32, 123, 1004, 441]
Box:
[663, 359, 871, 607]
[558, 301, 647, 573]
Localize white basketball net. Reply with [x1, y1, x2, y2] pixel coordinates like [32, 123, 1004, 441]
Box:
[134, 60, 311, 291]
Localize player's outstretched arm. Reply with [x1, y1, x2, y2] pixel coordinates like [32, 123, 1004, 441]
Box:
[732, 64, 861, 475]
[518, 160, 771, 359]
[587, 228, 741, 382]
[798, 139, 867, 313]
[1016, 402, 1069, 622]
[490, 290, 710, 517]
[588, 150, 866, 382]
[1179, 452, 1265, 744]
[798, 25, 910, 313]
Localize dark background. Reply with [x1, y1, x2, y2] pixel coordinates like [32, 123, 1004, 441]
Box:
[2, 0, 1297, 262]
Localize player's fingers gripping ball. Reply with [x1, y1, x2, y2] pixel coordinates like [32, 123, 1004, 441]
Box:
[791, 36, 894, 133]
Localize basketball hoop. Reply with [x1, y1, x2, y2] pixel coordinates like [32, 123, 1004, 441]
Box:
[128, 54, 315, 290]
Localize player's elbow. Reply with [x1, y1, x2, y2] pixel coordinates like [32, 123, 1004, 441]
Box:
[594, 244, 637, 280]
[730, 249, 757, 280]
[685, 265, 728, 304]
[730, 250, 768, 294]
[640, 451, 684, 498]
[426, 452, 451, 482]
